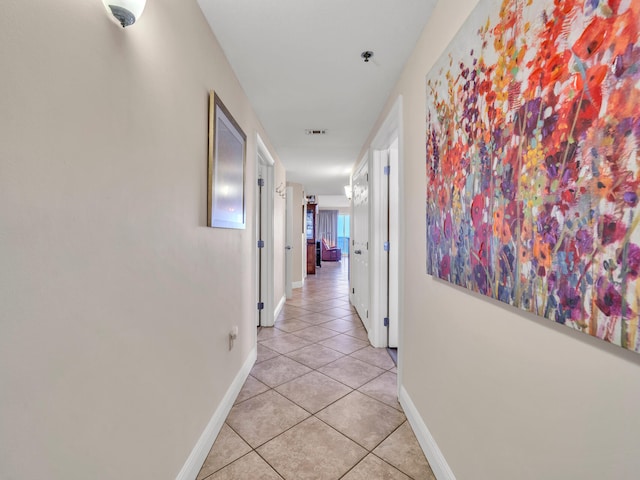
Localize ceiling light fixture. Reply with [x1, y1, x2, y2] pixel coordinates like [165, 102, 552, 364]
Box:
[305, 129, 327, 135]
[102, 0, 146, 27]
[361, 51, 374, 63]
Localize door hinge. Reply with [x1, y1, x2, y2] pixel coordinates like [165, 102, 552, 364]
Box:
[366, 310, 369, 318]
[258, 178, 265, 187]
[384, 317, 389, 327]
[257, 302, 264, 311]
[383, 165, 390, 176]
[384, 242, 390, 252]
[352, 287, 355, 294]
[366, 173, 369, 182]
[366, 242, 369, 250]
[257, 240, 265, 248]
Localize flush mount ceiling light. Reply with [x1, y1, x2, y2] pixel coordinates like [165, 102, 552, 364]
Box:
[361, 51, 374, 63]
[102, 0, 146, 27]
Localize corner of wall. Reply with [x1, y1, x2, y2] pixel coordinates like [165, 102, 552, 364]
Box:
[399, 385, 456, 480]
[175, 346, 257, 480]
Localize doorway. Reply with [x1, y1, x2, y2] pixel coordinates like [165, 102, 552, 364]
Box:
[256, 134, 275, 327]
[369, 97, 402, 350]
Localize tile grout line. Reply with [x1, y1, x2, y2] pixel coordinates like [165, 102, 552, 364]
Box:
[201, 262, 421, 479]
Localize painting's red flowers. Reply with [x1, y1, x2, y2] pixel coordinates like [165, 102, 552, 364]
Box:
[471, 194, 485, 227]
[440, 255, 451, 279]
[573, 16, 611, 60]
[610, 10, 640, 58]
[598, 214, 626, 246]
[554, 0, 574, 15]
[578, 64, 609, 111]
[444, 212, 453, 240]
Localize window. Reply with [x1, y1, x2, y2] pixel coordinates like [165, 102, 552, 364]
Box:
[337, 214, 350, 255]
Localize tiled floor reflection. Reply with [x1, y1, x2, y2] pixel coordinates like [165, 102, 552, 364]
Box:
[197, 260, 435, 480]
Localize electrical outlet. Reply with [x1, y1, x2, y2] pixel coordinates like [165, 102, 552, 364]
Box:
[229, 326, 238, 350]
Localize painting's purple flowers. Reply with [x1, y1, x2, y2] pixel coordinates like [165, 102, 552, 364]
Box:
[473, 264, 488, 294]
[541, 112, 558, 139]
[575, 228, 594, 256]
[557, 280, 583, 320]
[500, 165, 516, 201]
[623, 191, 638, 207]
[429, 224, 441, 246]
[544, 154, 559, 179]
[498, 245, 515, 280]
[514, 98, 542, 137]
[617, 243, 640, 280]
[595, 276, 627, 318]
[498, 284, 512, 303]
[536, 207, 561, 246]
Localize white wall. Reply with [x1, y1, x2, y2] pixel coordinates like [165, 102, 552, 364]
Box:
[0, 1, 284, 478]
[274, 165, 287, 304]
[360, 0, 640, 479]
[287, 182, 305, 286]
[317, 194, 350, 209]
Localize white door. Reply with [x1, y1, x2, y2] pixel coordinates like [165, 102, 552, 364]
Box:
[351, 159, 370, 331]
[285, 186, 293, 299]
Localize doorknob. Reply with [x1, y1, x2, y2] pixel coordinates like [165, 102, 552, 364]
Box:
[285, 246, 292, 250]
[354, 249, 362, 255]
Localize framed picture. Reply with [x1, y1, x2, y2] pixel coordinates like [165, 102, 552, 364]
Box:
[207, 91, 247, 229]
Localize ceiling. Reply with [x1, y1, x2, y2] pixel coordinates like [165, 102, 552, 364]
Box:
[197, 0, 437, 195]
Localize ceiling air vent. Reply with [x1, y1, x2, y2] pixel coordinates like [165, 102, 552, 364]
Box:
[305, 129, 327, 135]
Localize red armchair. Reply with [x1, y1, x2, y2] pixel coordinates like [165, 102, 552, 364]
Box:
[321, 238, 341, 261]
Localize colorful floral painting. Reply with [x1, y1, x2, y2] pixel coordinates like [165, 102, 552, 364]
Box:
[426, 0, 640, 352]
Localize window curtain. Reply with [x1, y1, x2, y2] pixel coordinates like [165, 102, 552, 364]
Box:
[317, 210, 338, 246]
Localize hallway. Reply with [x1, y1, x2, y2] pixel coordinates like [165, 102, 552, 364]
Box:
[196, 261, 435, 479]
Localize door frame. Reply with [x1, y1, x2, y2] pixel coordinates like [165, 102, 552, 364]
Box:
[285, 186, 293, 299]
[369, 96, 403, 351]
[256, 134, 275, 327]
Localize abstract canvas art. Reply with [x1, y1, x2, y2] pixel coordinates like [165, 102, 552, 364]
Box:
[426, 0, 640, 352]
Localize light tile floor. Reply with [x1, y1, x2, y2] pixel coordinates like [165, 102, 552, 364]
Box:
[197, 260, 435, 480]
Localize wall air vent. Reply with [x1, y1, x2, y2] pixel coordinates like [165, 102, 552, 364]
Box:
[305, 129, 327, 135]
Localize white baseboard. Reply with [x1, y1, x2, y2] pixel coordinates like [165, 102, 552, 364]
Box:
[399, 386, 456, 480]
[292, 280, 304, 289]
[175, 346, 257, 480]
[274, 295, 286, 320]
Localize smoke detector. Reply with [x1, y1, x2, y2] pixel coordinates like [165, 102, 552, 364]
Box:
[361, 51, 374, 62]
